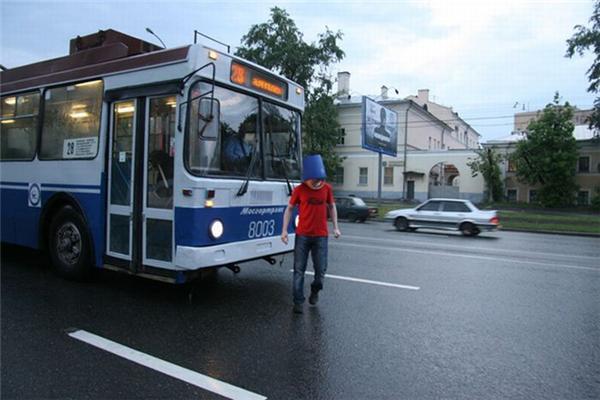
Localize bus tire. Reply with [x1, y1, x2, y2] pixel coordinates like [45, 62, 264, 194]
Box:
[48, 206, 93, 280]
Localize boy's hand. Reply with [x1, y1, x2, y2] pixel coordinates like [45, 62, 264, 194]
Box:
[333, 228, 341, 239]
[281, 232, 289, 244]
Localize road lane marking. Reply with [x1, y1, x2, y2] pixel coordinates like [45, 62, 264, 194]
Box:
[332, 241, 600, 272]
[68, 329, 266, 400]
[292, 270, 420, 290]
[342, 234, 600, 261]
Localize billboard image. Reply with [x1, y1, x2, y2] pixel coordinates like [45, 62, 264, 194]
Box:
[361, 96, 398, 157]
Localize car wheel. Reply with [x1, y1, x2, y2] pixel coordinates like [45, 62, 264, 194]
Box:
[348, 213, 358, 222]
[460, 222, 477, 236]
[48, 206, 93, 280]
[394, 217, 409, 231]
[358, 217, 366, 223]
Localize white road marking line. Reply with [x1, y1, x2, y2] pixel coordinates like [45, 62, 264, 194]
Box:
[68, 329, 266, 400]
[332, 241, 600, 272]
[342, 234, 600, 261]
[291, 270, 420, 290]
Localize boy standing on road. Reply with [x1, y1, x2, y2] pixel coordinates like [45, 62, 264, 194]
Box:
[281, 155, 341, 314]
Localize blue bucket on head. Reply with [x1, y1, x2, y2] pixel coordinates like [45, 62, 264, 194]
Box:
[302, 154, 327, 181]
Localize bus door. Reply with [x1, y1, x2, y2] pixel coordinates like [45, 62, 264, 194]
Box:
[107, 95, 176, 271]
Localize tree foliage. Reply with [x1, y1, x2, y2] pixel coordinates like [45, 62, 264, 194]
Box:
[512, 94, 579, 207]
[467, 148, 504, 203]
[566, 0, 600, 134]
[235, 7, 345, 175]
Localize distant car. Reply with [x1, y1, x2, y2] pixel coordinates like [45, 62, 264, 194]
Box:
[384, 198, 499, 236]
[336, 196, 378, 222]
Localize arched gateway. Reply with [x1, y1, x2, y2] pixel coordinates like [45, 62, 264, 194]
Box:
[428, 162, 460, 198]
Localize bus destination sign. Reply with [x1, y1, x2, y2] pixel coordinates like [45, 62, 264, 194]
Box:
[230, 61, 288, 100]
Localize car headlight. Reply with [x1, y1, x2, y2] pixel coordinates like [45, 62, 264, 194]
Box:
[209, 219, 224, 239]
[294, 215, 300, 228]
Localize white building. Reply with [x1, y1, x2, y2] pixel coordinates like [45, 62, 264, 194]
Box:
[406, 89, 481, 150]
[333, 72, 485, 202]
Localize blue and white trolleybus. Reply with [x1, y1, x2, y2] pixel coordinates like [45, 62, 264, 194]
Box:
[0, 29, 303, 283]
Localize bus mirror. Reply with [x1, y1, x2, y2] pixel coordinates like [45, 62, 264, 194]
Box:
[198, 98, 219, 139]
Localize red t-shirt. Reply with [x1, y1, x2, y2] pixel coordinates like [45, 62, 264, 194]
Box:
[290, 182, 334, 237]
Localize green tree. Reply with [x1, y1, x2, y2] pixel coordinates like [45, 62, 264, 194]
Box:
[235, 7, 345, 175]
[467, 148, 504, 203]
[566, 0, 600, 135]
[511, 93, 579, 207]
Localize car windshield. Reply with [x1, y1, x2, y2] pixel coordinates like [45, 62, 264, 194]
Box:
[352, 197, 367, 206]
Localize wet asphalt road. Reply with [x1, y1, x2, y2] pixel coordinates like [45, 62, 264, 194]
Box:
[2, 222, 599, 399]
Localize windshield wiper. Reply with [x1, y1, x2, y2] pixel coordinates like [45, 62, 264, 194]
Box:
[236, 140, 259, 197]
[271, 140, 294, 196]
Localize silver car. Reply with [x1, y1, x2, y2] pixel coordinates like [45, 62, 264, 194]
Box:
[384, 198, 500, 236]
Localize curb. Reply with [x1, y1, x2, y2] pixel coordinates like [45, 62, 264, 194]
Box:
[498, 227, 600, 238]
[361, 218, 600, 238]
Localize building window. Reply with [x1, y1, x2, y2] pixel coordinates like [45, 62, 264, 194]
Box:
[40, 79, 103, 160]
[337, 128, 345, 145]
[384, 167, 393, 185]
[506, 189, 517, 202]
[529, 190, 538, 203]
[507, 159, 517, 172]
[1, 91, 40, 160]
[359, 167, 368, 185]
[428, 137, 431, 150]
[577, 190, 589, 205]
[332, 166, 344, 185]
[578, 156, 590, 173]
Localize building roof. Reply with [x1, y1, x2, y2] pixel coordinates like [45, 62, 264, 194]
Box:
[485, 125, 598, 145]
[405, 94, 481, 137]
[335, 96, 453, 131]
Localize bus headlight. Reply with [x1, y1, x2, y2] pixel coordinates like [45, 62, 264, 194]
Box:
[294, 215, 299, 228]
[209, 219, 224, 239]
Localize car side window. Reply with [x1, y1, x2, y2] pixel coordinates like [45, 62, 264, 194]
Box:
[418, 201, 440, 211]
[442, 201, 471, 212]
[338, 199, 347, 207]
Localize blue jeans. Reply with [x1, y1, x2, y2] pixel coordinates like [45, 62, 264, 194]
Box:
[293, 235, 328, 305]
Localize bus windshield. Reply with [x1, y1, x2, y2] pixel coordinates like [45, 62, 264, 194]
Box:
[187, 82, 301, 179]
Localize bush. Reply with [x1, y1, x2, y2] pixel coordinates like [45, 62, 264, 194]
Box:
[592, 187, 600, 211]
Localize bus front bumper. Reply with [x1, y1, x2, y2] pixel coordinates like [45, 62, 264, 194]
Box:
[175, 234, 296, 270]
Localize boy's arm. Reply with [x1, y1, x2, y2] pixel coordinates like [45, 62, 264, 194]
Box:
[281, 204, 294, 244]
[329, 203, 341, 238]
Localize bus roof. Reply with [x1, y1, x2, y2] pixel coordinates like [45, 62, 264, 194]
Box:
[0, 29, 190, 94]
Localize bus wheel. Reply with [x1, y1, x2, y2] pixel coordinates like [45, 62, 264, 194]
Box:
[48, 206, 92, 280]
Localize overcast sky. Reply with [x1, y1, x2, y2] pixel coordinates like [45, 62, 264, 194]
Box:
[1, 0, 596, 142]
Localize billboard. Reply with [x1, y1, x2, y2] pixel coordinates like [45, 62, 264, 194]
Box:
[361, 96, 398, 157]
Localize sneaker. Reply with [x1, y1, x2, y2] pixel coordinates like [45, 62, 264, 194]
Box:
[308, 290, 319, 305]
[293, 304, 303, 314]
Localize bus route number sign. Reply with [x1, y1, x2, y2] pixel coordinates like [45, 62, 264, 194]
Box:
[63, 137, 98, 159]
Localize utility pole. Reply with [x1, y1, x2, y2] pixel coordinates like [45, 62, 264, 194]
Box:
[402, 101, 412, 200]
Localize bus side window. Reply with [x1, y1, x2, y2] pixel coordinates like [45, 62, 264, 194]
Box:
[39, 80, 103, 160]
[0, 92, 40, 161]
